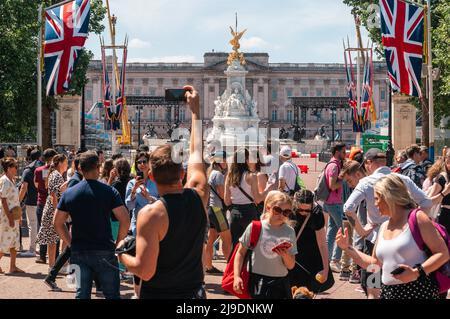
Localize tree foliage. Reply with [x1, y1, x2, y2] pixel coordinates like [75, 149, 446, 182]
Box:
[343, 0, 450, 126]
[0, 0, 106, 144]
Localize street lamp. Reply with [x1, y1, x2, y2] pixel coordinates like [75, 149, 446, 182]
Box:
[137, 106, 143, 146]
[331, 106, 337, 143]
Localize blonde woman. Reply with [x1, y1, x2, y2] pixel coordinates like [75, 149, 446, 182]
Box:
[336, 174, 449, 299]
[233, 191, 297, 299]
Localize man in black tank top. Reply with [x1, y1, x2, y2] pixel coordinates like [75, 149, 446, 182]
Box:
[119, 86, 209, 299]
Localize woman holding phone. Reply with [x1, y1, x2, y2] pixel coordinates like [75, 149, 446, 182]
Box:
[233, 191, 297, 299]
[336, 174, 449, 299]
[125, 151, 159, 298]
[125, 152, 159, 236]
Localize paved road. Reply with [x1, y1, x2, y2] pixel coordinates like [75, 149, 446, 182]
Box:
[0, 239, 367, 299]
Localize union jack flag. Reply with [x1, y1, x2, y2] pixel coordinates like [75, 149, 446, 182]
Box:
[344, 48, 363, 132]
[380, 0, 424, 98]
[44, 0, 91, 96]
[361, 50, 373, 123]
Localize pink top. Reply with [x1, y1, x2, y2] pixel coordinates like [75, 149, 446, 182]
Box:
[325, 160, 342, 205]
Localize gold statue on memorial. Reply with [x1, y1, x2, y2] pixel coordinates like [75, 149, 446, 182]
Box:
[227, 18, 247, 65]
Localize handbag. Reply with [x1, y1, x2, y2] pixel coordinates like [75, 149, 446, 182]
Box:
[115, 235, 136, 257]
[10, 206, 22, 221]
[222, 220, 262, 299]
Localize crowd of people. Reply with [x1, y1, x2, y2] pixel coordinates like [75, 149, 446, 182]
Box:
[0, 87, 449, 300]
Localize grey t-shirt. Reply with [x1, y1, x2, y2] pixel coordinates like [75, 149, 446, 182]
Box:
[209, 170, 225, 208]
[239, 220, 298, 277]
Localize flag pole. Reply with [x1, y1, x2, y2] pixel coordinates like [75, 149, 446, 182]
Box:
[37, 4, 43, 148]
[426, 0, 434, 161]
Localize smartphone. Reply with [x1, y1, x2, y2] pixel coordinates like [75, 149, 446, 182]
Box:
[136, 171, 144, 180]
[165, 89, 187, 102]
[391, 267, 406, 275]
[272, 241, 292, 252]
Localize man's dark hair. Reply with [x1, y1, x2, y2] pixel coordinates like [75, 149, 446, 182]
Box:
[331, 142, 346, 155]
[114, 158, 131, 180]
[96, 149, 104, 156]
[73, 153, 82, 171]
[30, 149, 42, 162]
[406, 145, 420, 159]
[79, 151, 99, 173]
[294, 189, 315, 205]
[111, 152, 123, 160]
[43, 148, 57, 162]
[138, 144, 149, 153]
[149, 145, 182, 185]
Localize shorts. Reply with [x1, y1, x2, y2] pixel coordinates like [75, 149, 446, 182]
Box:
[208, 206, 229, 233]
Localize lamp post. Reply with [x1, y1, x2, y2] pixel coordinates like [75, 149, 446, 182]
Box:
[137, 106, 142, 146]
[331, 106, 337, 143]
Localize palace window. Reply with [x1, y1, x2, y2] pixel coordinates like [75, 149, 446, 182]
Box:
[287, 110, 293, 122]
[286, 88, 293, 97]
[272, 89, 278, 101]
[180, 109, 186, 122]
[316, 88, 323, 97]
[381, 89, 386, 101]
[301, 88, 308, 97]
[271, 110, 278, 121]
[331, 89, 338, 97]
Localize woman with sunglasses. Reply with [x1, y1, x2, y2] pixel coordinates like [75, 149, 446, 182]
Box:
[289, 190, 334, 294]
[0, 158, 25, 274]
[233, 191, 297, 299]
[125, 152, 159, 298]
[125, 152, 159, 236]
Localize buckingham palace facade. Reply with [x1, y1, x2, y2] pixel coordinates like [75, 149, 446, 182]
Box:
[85, 52, 389, 144]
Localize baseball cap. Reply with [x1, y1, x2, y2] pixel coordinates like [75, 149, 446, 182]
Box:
[363, 148, 387, 161]
[211, 151, 227, 161]
[280, 146, 292, 158]
[420, 146, 428, 152]
[349, 147, 363, 161]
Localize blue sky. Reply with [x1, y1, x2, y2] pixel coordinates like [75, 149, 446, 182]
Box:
[85, 0, 371, 63]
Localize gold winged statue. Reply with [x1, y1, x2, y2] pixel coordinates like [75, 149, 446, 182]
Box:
[228, 26, 247, 65]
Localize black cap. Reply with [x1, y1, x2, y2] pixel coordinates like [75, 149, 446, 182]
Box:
[364, 148, 387, 161]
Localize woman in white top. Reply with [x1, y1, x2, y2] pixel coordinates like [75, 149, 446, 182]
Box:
[224, 148, 272, 248]
[0, 158, 25, 274]
[336, 174, 449, 299]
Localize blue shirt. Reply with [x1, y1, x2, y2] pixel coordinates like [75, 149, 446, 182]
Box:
[57, 179, 123, 252]
[67, 171, 83, 189]
[125, 178, 159, 235]
[343, 166, 432, 242]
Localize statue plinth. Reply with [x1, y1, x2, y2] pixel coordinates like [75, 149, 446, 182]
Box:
[207, 60, 263, 147]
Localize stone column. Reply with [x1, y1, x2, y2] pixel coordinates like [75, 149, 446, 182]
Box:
[263, 78, 269, 120]
[392, 94, 417, 151]
[203, 78, 210, 120]
[214, 78, 220, 120]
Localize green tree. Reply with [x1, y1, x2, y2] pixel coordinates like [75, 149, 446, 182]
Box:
[0, 0, 106, 147]
[343, 0, 450, 133]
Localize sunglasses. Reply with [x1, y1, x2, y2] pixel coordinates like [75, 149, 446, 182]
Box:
[272, 206, 293, 217]
[137, 160, 148, 165]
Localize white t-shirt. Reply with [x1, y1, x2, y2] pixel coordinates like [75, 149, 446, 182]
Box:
[278, 160, 298, 192]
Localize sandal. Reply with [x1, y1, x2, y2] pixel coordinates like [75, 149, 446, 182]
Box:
[0, 267, 4, 274]
[8, 267, 25, 274]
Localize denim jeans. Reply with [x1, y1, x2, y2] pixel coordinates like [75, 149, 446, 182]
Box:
[70, 250, 120, 299]
[323, 203, 343, 261]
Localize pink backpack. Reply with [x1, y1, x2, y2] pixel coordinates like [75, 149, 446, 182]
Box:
[408, 209, 450, 293]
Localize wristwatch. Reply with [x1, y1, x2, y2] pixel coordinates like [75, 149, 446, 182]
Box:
[414, 264, 427, 279]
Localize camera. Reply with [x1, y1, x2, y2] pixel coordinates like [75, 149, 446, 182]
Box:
[115, 235, 136, 256]
[136, 171, 144, 180]
[165, 88, 188, 102]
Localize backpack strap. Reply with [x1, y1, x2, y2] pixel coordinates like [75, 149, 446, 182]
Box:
[249, 220, 262, 249]
[209, 183, 226, 208]
[408, 208, 426, 250]
[238, 185, 255, 203]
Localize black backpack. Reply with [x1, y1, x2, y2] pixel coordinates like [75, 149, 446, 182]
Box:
[401, 162, 426, 188]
